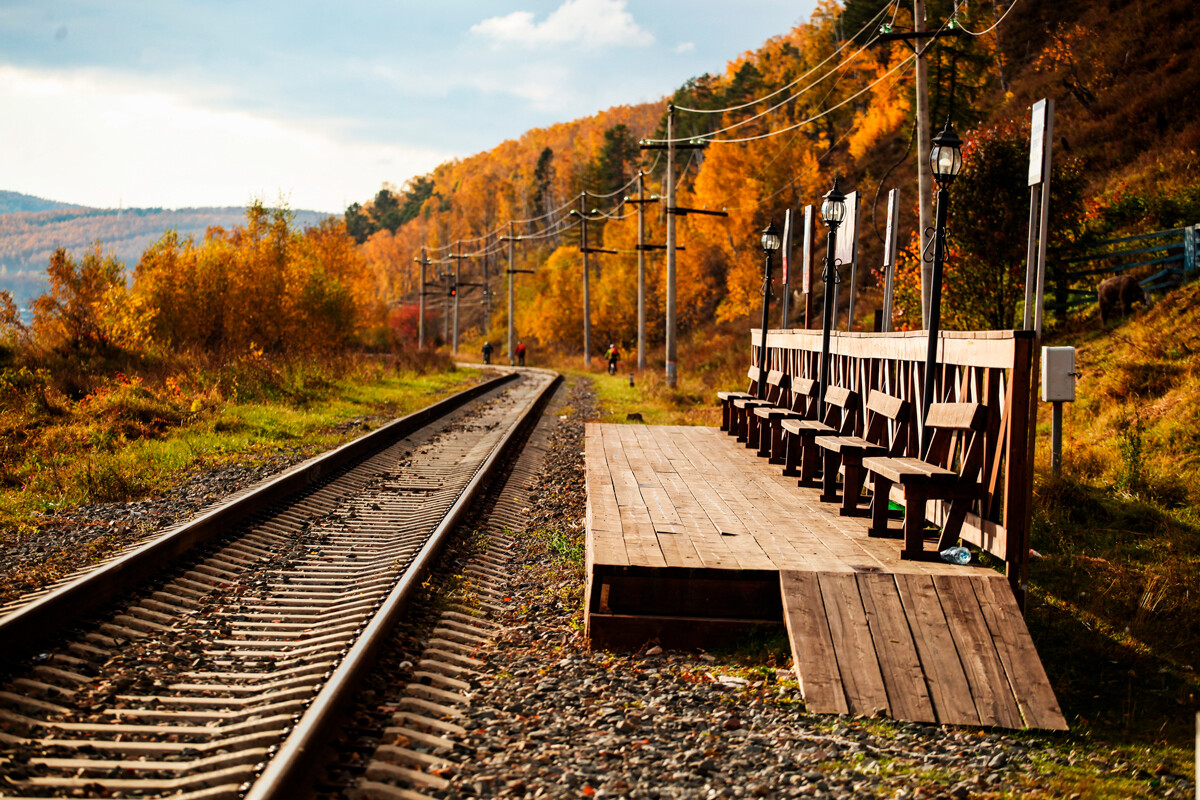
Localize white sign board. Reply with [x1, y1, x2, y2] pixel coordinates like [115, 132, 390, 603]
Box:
[801, 205, 814, 294]
[1029, 99, 1050, 186]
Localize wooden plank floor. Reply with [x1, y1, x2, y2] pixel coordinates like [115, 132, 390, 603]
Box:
[585, 423, 1066, 731]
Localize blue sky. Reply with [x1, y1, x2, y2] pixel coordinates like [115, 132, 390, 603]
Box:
[0, 1, 816, 213]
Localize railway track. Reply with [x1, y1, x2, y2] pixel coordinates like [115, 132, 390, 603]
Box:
[0, 368, 559, 799]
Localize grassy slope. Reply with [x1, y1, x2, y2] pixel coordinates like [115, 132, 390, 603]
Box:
[0, 357, 483, 596]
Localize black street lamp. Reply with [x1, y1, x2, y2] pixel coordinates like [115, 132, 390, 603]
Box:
[818, 178, 847, 418]
[920, 118, 964, 452]
[755, 221, 782, 399]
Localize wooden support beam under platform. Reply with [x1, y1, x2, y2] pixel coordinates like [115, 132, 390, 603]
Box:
[584, 422, 1066, 731]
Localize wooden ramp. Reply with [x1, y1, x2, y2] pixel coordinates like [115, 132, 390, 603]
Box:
[585, 423, 1066, 731]
[782, 570, 1065, 730]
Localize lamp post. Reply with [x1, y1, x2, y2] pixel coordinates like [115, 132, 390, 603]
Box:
[920, 118, 963, 452]
[756, 222, 782, 399]
[818, 178, 847, 419]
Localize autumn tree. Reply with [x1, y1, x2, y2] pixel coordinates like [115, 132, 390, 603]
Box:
[890, 119, 1085, 330]
[32, 244, 126, 353]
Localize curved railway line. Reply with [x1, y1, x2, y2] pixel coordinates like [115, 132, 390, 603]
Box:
[0, 368, 560, 800]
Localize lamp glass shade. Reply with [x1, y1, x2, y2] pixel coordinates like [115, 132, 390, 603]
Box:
[821, 195, 845, 224]
[761, 223, 782, 252]
[930, 119, 963, 184]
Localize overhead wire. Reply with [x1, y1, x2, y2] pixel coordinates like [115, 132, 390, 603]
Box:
[671, 0, 899, 116]
[704, 53, 916, 145]
[644, 29, 892, 145]
[952, 0, 1024, 36]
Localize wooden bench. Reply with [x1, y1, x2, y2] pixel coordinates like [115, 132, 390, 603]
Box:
[863, 402, 988, 561]
[780, 386, 859, 485]
[816, 391, 912, 516]
[730, 370, 789, 445]
[716, 366, 761, 432]
[753, 377, 819, 464]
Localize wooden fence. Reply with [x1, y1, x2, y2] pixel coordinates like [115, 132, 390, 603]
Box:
[753, 328, 1037, 601]
[1053, 223, 1199, 314]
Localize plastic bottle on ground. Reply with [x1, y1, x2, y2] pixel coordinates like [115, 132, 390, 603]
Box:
[939, 545, 971, 565]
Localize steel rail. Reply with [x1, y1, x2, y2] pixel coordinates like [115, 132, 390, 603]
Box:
[245, 367, 561, 800]
[0, 371, 519, 661]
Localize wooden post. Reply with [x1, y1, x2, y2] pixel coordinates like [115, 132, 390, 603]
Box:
[1004, 331, 1038, 610]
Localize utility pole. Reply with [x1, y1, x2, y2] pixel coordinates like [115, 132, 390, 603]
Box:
[442, 260, 450, 346]
[501, 222, 536, 365]
[580, 192, 592, 367]
[507, 222, 515, 364]
[875, 5, 964, 328]
[640, 108, 721, 387]
[414, 247, 428, 349]
[626, 170, 659, 371]
[915, 0, 933, 327]
[571, 193, 617, 368]
[636, 171, 647, 371]
[665, 105, 677, 388]
[451, 242, 461, 355]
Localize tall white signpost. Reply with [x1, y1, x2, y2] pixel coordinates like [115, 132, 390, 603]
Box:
[833, 191, 859, 330]
[1024, 98, 1055, 338]
[881, 188, 901, 333]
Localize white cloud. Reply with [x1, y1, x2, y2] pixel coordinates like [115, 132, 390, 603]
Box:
[0, 66, 453, 212]
[471, 0, 654, 49]
[674, 42, 695, 54]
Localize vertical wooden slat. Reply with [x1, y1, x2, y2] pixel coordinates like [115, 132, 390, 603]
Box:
[894, 573, 980, 726]
[971, 576, 1067, 730]
[933, 575, 1024, 729]
[858, 573, 937, 723]
[819, 572, 890, 716]
[780, 571, 850, 715]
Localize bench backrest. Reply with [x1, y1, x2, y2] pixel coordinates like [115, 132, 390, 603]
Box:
[863, 391, 912, 456]
[925, 402, 987, 480]
[822, 386, 859, 434]
[789, 377, 819, 418]
[745, 366, 761, 395]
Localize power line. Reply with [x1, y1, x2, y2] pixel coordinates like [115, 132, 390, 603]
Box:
[672, 0, 899, 116]
[953, 0, 1024, 36]
[647, 31, 890, 145]
[706, 53, 916, 145]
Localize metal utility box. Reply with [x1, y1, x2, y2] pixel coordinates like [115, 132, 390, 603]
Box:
[1041, 346, 1076, 402]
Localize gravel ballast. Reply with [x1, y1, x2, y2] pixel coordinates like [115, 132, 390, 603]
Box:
[433, 378, 1193, 800]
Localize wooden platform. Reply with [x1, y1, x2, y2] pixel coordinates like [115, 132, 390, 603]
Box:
[585, 423, 1066, 730]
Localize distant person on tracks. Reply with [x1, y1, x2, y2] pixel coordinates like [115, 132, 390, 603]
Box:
[606, 343, 620, 375]
[482, 341, 493, 364]
[516, 341, 527, 366]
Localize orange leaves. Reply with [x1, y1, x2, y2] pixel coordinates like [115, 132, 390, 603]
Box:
[130, 204, 369, 356]
[847, 56, 912, 161]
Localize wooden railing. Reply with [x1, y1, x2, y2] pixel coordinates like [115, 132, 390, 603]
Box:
[752, 328, 1037, 601]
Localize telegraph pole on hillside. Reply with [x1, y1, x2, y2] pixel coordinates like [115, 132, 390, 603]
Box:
[874, 3, 964, 327]
[625, 171, 658, 371]
[414, 247, 429, 349]
[450, 242, 462, 355]
[571, 193, 617, 368]
[507, 222, 516, 364]
[664, 106, 677, 387]
[502, 222, 536, 365]
[640, 107, 722, 387]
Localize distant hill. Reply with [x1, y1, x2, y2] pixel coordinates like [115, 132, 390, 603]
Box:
[0, 191, 81, 215]
[0, 197, 332, 312]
